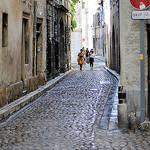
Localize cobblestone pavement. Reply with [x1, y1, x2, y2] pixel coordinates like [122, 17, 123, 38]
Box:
[0, 57, 150, 150]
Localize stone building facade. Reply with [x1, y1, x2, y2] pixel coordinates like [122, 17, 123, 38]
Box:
[92, 3, 105, 56]
[71, 1, 82, 62]
[107, 0, 150, 127]
[108, 0, 120, 74]
[46, 0, 71, 79]
[0, 0, 71, 108]
[71, 0, 98, 62]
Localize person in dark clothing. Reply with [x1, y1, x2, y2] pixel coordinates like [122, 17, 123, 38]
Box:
[89, 49, 95, 68]
[85, 48, 90, 64]
[86, 48, 89, 58]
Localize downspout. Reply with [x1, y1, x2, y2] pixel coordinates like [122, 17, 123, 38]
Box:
[94, 14, 96, 54]
[52, 0, 55, 78]
[99, 11, 100, 55]
[33, 0, 37, 76]
[67, 0, 70, 70]
[102, 1, 104, 56]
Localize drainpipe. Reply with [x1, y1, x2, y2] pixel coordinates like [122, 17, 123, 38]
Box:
[52, 0, 55, 78]
[102, 2, 104, 57]
[67, 0, 68, 10]
[33, 0, 37, 76]
[94, 14, 96, 53]
[67, 0, 71, 70]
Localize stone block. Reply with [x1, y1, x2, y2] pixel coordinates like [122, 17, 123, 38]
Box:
[13, 82, 23, 98]
[118, 103, 128, 129]
[29, 77, 35, 92]
[23, 78, 29, 92]
[24, 77, 38, 93]
[6, 86, 14, 103]
[20, 100, 27, 108]
[0, 88, 7, 108]
[34, 76, 39, 90]
[6, 81, 23, 104]
[9, 105, 16, 114]
[38, 73, 46, 86]
[3, 110, 10, 119]
[128, 111, 141, 130]
[0, 113, 4, 121]
[15, 104, 21, 111]
[126, 89, 140, 112]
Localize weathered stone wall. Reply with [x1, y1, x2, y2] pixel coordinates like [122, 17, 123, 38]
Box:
[37, 0, 47, 74]
[0, 0, 22, 88]
[109, 0, 120, 74]
[0, 0, 23, 107]
[46, 0, 71, 78]
[0, 0, 47, 108]
[108, 0, 149, 128]
[120, 0, 148, 125]
[68, 0, 72, 69]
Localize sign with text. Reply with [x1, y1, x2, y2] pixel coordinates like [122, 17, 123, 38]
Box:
[132, 10, 150, 20]
[130, 0, 150, 10]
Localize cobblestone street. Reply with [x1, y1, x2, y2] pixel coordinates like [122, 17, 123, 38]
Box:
[0, 57, 150, 150]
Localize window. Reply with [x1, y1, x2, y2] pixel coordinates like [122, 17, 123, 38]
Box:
[2, 13, 8, 47]
[36, 20, 43, 74]
[22, 18, 29, 64]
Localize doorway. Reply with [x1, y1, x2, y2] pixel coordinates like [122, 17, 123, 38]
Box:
[22, 16, 29, 81]
[36, 20, 42, 75]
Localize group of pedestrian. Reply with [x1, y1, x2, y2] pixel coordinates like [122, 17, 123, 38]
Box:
[77, 47, 95, 71]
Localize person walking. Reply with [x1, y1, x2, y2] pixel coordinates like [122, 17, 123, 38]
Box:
[82, 47, 86, 64]
[89, 49, 95, 68]
[85, 48, 89, 61]
[78, 49, 84, 71]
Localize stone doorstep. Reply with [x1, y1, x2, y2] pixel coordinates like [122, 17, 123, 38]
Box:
[0, 70, 74, 122]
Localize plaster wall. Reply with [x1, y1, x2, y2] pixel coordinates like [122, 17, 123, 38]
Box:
[71, 30, 82, 62]
[0, 0, 22, 88]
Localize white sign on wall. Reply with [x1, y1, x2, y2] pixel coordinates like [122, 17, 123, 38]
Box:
[132, 10, 150, 20]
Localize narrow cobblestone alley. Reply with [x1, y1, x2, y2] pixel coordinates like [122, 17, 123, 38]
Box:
[0, 57, 150, 150]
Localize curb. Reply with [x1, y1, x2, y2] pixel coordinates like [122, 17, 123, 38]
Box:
[104, 66, 120, 82]
[0, 69, 74, 122]
[103, 66, 120, 130]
